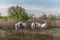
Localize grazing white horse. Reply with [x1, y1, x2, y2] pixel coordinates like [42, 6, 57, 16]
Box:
[15, 21, 26, 30]
[41, 23, 47, 28]
[31, 22, 36, 29]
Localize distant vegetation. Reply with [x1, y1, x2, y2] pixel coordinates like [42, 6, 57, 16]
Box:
[46, 14, 57, 24]
[0, 5, 58, 29]
[0, 6, 57, 22]
[8, 6, 29, 21]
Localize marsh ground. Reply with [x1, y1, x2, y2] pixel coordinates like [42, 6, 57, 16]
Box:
[0, 27, 60, 40]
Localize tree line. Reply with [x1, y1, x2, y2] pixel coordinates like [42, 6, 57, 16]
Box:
[0, 5, 57, 22]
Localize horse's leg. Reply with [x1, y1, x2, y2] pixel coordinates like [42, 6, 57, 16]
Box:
[15, 25, 18, 30]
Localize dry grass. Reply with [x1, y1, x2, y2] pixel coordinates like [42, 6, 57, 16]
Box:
[0, 19, 60, 40]
[0, 29, 60, 40]
[0, 18, 17, 30]
[0, 18, 60, 30]
[0, 29, 54, 40]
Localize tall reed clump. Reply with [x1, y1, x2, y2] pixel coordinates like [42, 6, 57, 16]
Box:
[0, 18, 17, 30]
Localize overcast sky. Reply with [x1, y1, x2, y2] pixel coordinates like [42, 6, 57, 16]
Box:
[0, 0, 60, 17]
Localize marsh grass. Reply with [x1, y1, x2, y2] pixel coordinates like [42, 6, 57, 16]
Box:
[0, 30, 53, 40]
[0, 19, 59, 40]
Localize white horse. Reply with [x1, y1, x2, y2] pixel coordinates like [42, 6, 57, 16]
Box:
[15, 21, 26, 30]
[41, 23, 47, 28]
[22, 22, 26, 28]
[36, 22, 41, 29]
[31, 22, 36, 29]
[15, 22, 21, 30]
